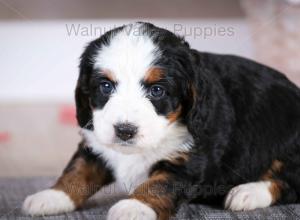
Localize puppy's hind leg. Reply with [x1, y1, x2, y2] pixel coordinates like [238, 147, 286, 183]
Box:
[225, 160, 298, 211]
[225, 181, 274, 211]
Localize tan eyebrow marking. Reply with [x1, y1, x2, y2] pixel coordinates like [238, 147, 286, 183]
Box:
[100, 69, 116, 82]
[144, 67, 165, 84]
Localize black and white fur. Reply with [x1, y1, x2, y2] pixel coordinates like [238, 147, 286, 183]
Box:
[23, 22, 300, 220]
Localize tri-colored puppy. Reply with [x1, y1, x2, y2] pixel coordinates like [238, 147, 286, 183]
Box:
[23, 22, 300, 220]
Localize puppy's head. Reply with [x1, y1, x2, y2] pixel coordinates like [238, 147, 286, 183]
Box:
[76, 23, 195, 153]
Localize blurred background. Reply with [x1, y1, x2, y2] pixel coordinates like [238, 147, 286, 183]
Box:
[0, 0, 299, 177]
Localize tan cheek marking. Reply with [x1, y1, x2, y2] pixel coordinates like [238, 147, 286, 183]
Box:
[53, 157, 108, 207]
[131, 171, 173, 220]
[169, 152, 189, 166]
[144, 67, 164, 84]
[261, 160, 284, 204]
[167, 105, 182, 123]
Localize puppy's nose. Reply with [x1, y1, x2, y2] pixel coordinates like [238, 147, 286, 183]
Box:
[114, 123, 138, 141]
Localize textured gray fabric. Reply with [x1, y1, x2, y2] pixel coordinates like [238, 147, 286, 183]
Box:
[0, 177, 300, 220]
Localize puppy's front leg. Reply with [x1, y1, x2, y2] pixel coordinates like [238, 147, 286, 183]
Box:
[23, 143, 114, 216]
[108, 170, 184, 220]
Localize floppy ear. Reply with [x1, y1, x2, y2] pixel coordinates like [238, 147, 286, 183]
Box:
[186, 68, 212, 145]
[75, 59, 93, 129]
[75, 39, 103, 129]
[186, 56, 233, 152]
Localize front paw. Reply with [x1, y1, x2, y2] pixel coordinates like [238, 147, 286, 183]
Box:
[22, 189, 75, 216]
[107, 199, 157, 220]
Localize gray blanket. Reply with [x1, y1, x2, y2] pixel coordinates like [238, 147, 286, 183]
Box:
[1, 177, 300, 220]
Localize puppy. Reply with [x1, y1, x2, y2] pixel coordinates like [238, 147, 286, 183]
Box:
[23, 22, 300, 220]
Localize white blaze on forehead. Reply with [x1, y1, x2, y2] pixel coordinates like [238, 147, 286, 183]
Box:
[94, 24, 159, 82]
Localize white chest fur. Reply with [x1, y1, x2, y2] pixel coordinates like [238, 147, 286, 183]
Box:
[101, 150, 154, 193]
[82, 128, 193, 194]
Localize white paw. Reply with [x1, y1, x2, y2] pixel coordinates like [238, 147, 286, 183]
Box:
[225, 181, 272, 211]
[107, 199, 157, 220]
[22, 189, 75, 216]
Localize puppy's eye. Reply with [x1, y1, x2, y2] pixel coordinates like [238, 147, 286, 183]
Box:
[100, 80, 114, 95]
[150, 85, 165, 99]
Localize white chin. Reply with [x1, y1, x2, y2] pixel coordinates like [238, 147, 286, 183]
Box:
[109, 138, 154, 154]
[110, 145, 144, 154]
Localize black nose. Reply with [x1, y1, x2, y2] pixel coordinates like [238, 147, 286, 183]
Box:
[114, 123, 138, 141]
